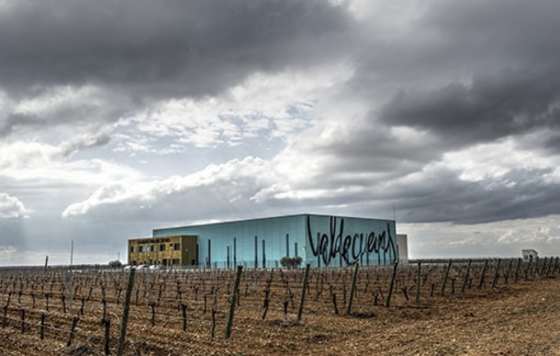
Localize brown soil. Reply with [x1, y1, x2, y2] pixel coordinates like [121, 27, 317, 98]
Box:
[1, 277, 560, 355]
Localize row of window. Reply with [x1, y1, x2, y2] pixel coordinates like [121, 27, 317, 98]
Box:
[130, 258, 181, 266]
[130, 243, 180, 253]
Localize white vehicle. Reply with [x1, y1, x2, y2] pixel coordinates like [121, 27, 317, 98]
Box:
[522, 249, 538, 261]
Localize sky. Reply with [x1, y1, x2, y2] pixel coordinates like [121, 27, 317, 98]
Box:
[1, 0, 560, 265]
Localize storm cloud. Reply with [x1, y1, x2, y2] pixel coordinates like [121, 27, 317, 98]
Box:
[2, 0, 560, 265]
[0, 0, 353, 97]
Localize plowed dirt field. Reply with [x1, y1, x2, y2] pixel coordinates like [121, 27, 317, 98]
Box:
[1, 277, 559, 355]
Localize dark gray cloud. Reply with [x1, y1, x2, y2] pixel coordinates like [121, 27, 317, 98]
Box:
[5, 0, 560, 265]
[424, 0, 560, 67]
[352, 0, 560, 153]
[52, 0, 560, 227]
[259, 0, 560, 225]
[352, 0, 560, 91]
[0, 0, 353, 98]
[380, 69, 560, 148]
[0, 0, 354, 140]
[388, 168, 560, 224]
[258, 161, 560, 225]
[0, 92, 130, 138]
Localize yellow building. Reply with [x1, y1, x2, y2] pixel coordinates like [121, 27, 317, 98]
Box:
[128, 235, 198, 266]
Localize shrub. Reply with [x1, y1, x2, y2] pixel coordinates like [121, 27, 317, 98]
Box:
[108, 260, 123, 268]
[280, 256, 303, 269]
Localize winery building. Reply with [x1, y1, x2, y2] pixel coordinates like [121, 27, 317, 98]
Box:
[128, 213, 403, 268]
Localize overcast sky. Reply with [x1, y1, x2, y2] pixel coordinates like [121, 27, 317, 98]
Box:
[1, 0, 560, 265]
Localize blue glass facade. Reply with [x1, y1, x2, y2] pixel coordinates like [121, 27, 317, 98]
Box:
[152, 214, 398, 268]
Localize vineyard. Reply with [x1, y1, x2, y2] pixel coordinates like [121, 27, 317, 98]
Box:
[0, 256, 559, 355]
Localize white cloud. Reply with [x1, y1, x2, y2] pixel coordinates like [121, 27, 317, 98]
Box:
[0, 136, 141, 185]
[113, 65, 352, 152]
[0, 84, 130, 140]
[14, 85, 100, 116]
[441, 137, 560, 183]
[3, 0, 560, 265]
[400, 214, 560, 258]
[63, 156, 277, 218]
[0, 192, 27, 218]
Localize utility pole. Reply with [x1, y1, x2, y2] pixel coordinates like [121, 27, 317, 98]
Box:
[70, 240, 74, 266]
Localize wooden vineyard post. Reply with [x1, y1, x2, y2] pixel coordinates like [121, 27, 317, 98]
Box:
[102, 299, 107, 320]
[261, 269, 273, 320]
[546, 257, 553, 277]
[346, 263, 360, 315]
[67, 316, 79, 347]
[504, 259, 513, 284]
[225, 266, 243, 339]
[461, 259, 472, 295]
[181, 304, 187, 332]
[491, 259, 501, 289]
[415, 261, 422, 305]
[2, 305, 8, 328]
[534, 257, 539, 278]
[525, 256, 532, 281]
[541, 257, 547, 276]
[20, 309, 25, 334]
[478, 260, 489, 289]
[149, 303, 156, 326]
[61, 295, 66, 314]
[211, 307, 217, 339]
[441, 259, 452, 296]
[102, 318, 111, 355]
[297, 264, 311, 322]
[40, 313, 46, 340]
[117, 268, 136, 356]
[329, 285, 339, 314]
[514, 258, 522, 283]
[386, 261, 399, 307]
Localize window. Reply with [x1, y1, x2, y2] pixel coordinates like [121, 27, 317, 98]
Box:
[150, 245, 155, 252]
[160, 244, 165, 252]
[130, 246, 134, 253]
[174, 243, 180, 251]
